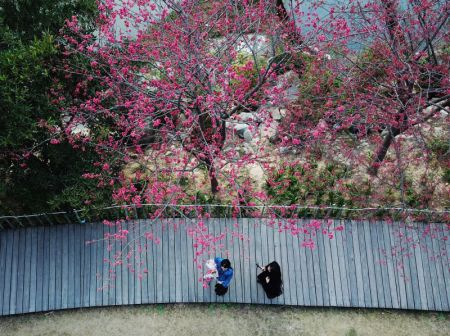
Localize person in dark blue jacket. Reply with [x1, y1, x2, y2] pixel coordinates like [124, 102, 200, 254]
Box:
[214, 257, 233, 296]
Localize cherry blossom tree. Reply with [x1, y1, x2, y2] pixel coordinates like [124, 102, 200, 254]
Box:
[282, 0, 450, 175]
[278, 0, 449, 206]
[56, 0, 450, 286]
[59, 0, 299, 201]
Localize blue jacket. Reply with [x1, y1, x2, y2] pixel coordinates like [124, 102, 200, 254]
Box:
[214, 257, 234, 288]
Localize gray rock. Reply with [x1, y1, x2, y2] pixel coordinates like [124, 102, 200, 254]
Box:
[242, 129, 253, 142]
[276, 70, 300, 103]
[279, 146, 291, 154]
[234, 123, 249, 132]
[236, 112, 262, 123]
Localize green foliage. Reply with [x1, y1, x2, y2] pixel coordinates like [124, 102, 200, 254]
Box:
[0, 0, 111, 216]
[443, 168, 450, 184]
[0, 33, 57, 148]
[346, 328, 358, 336]
[0, 0, 97, 41]
[0, 142, 113, 214]
[428, 136, 449, 160]
[230, 51, 267, 89]
[265, 160, 353, 207]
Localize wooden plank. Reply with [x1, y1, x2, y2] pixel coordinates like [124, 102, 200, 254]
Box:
[139, 220, 148, 304]
[330, 220, 343, 306]
[423, 223, 439, 310]
[88, 224, 98, 307]
[22, 228, 32, 313]
[174, 218, 183, 302]
[299, 219, 310, 306]
[129, 220, 138, 305]
[357, 219, 372, 307]
[14, 229, 25, 314]
[363, 220, 378, 307]
[185, 218, 196, 303]
[363, 220, 379, 307]
[305, 222, 317, 306]
[82, 224, 91, 307]
[398, 223, 414, 309]
[291, 220, 305, 306]
[102, 223, 111, 306]
[134, 220, 142, 305]
[351, 220, 365, 307]
[153, 219, 162, 303]
[310, 222, 323, 306]
[370, 221, 385, 308]
[178, 218, 189, 303]
[6, 229, 16, 314]
[160, 219, 168, 303]
[382, 220, 399, 309]
[67, 224, 75, 309]
[162, 219, 173, 302]
[439, 223, 450, 310]
[251, 218, 262, 304]
[61, 225, 69, 309]
[126, 221, 134, 304]
[241, 218, 251, 304]
[430, 223, 448, 310]
[412, 222, 428, 310]
[29, 227, 38, 313]
[72, 224, 81, 309]
[232, 218, 243, 302]
[323, 219, 336, 307]
[54, 226, 63, 310]
[1, 229, 13, 315]
[278, 221, 292, 305]
[257, 218, 268, 304]
[390, 223, 408, 309]
[41, 226, 50, 312]
[284, 220, 298, 306]
[374, 220, 390, 308]
[405, 223, 421, 310]
[34, 226, 46, 312]
[201, 218, 210, 303]
[335, 220, 350, 307]
[95, 223, 104, 306]
[417, 223, 433, 310]
[210, 218, 219, 304]
[318, 221, 330, 308]
[226, 219, 237, 303]
[269, 220, 281, 305]
[235, 218, 244, 302]
[215, 217, 226, 303]
[114, 222, 123, 306]
[264, 218, 273, 306]
[120, 221, 129, 305]
[86, 224, 94, 307]
[344, 220, 358, 307]
[106, 224, 116, 306]
[443, 223, 450, 309]
[0, 231, 6, 315]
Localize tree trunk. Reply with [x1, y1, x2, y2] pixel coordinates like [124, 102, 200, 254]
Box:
[204, 158, 219, 193]
[368, 126, 400, 175]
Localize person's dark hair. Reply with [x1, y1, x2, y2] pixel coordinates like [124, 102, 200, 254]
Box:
[215, 283, 228, 296]
[220, 259, 231, 269]
[266, 261, 283, 299]
[268, 261, 281, 275]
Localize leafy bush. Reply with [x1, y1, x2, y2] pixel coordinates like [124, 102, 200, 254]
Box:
[265, 160, 353, 207]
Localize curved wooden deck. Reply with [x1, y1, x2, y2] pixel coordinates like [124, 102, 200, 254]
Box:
[0, 219, 449, 316]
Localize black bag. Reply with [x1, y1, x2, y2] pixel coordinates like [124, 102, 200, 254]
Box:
[215, 283, 228, 296]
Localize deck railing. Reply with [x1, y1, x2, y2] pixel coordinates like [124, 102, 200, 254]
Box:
[0, 204, 448, 230]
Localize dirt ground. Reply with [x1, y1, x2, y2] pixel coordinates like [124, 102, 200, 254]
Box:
[0, 304, 449, 336]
